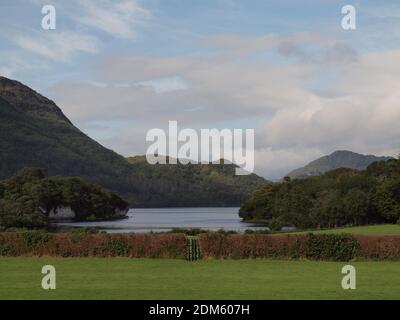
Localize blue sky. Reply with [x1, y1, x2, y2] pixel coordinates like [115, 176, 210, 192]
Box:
[2, 0, 394, 87]
[1, 0, 400, 178]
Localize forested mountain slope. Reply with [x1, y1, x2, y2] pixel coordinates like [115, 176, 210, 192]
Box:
[0, 77, 266, 207]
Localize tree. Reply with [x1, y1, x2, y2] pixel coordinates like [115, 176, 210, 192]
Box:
[342, 189, 370, 225]
[0, 167, 129, 229]
[240, 158, 400, 229]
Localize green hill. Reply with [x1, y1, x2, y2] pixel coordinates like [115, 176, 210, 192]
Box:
[0, 77, 266, 207]
[286, 150, 392, 179]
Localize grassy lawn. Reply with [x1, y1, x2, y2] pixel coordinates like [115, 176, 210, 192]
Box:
[287, 224, 400, 236]
[0, 258, 399, 300]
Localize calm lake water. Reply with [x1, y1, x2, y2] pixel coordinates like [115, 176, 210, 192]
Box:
[57, 207, 269, 233]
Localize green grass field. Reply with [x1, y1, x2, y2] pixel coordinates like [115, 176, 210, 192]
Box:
[286, 224, 400, 235]
[0, 258, 399, 300]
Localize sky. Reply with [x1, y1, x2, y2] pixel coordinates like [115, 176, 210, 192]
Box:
[1, 0, 400, 179]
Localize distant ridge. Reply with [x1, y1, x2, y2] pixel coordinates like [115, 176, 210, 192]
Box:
[286, 150, 393, 180]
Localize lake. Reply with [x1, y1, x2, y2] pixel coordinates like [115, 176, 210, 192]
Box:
[57, 207, 269, 233]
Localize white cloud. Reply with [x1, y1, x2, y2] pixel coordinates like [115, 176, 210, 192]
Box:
[50, 33, 400, 178]
[75, 0, 149, 39]
[255, 148, 324, 179]
[0, 66, 16, 78]
[137, 76, 190, 94]
[206, 32, 358, 64]
[0, 50, 50, 79]
[14, 31, 100, 62]
[16, 0, 149, 64]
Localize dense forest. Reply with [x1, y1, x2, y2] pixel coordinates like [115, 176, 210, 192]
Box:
[126, 156, 266, 207]
[0, 76, 266, 207]
[240, 158, 400, 230]
[0, 168, 129, 229]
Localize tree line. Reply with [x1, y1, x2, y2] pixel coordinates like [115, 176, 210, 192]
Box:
[239, 158, 400, 230]
[0, 168, 128, 229]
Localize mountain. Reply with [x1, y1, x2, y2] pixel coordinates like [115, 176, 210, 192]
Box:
[285, 150, 393, 180]
[0, 77, 266, 207]
[0, 76, 140, 201]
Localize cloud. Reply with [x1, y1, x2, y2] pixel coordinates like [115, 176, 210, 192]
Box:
[75, 0, 149, 39]
[53, 54, 311, 125]
[14, 31, 100, 62]
[255, 147, 324, 180]
[15, 0, 149, 64]
[50, 33, 400, 179]
[206, 33, 358, 64]
[253, 50, 400, 177]
[0, 66, 16, 78]
[0, 50, 50, 79]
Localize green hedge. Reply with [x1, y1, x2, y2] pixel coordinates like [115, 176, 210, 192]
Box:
[306, 234, 360, 261]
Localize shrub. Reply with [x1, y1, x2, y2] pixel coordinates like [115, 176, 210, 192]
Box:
[198, 233, 308, 259]
[109, 236, 129, 257]
[169, 228, 207, 236]
[356, 235, 400, 260]
[19, 230, 51, 252]
[0, 243, 16, 256]
[306, 234, 360, 261]
[199, 233, 400, 261]
[0, 232, 187, 258]
[68, 227, 102, 235]
[0, 233, 20, 256]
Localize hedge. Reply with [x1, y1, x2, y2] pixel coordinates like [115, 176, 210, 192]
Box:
[306, 234, 360, 261]
[356, 235, 400, 260]
[198, 233, 400, 261]
[0, 232, 186, 258]
[1, 232, 400, 261]
[198, 233, 308, 259]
